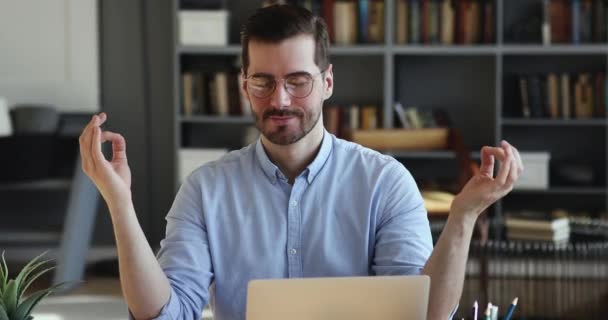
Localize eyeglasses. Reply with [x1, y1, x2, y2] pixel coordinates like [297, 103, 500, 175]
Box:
[245, 70, 325, 99]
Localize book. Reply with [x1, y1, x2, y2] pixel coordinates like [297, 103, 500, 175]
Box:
[574, 73, 594, 118]
[396, 0, 409, 44]
[349, 105, 361, 130]
[393, 102, 410, 128]
[593, 0, 606, 42]
[441, 0, 455, 44]
[361, 105, 379, 129]
[368, 0, 384, 43]
[528, 75, 545, 118]
[581, 0, 593, 42]
[358, 0, 370, 43]
[215, 72, 230, 116]
[334, 1, 358, 44]
[323, 0, 335, 42]
[182, 72, 194, 116]
[542, 0, 551, 44]
[572, 0, 581, 43]
[482, 0, 494, 43]
[410, 0, 421, 43]
[547, 73, 560, 118]
[430, 0, 441, 43]
[560, 73, 571, 119]
[519, 76, 531, 118]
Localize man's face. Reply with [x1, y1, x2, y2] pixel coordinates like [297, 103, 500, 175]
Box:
[243, 34, 333, 145]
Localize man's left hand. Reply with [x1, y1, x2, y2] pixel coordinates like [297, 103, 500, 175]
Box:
[450, 140, 524, 222]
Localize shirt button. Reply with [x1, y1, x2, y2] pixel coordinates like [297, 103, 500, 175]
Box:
[291, 200, 298, 207]
[289, 248, 297, 255]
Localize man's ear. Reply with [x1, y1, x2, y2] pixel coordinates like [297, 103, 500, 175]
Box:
[323, 64, 334, 100]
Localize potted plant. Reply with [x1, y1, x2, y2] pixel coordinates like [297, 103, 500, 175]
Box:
[0, 251, 69, 320]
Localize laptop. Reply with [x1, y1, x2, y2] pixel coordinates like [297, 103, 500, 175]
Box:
[246, 275, 430, 320]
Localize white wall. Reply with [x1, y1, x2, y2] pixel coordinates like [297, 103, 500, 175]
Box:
[0, 0, 99, 112]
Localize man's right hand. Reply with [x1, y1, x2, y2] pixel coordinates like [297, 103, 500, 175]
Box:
[79, 112, 132, 212]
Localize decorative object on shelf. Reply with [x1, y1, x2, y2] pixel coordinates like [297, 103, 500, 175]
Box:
[0, 251, 70, 320]
[9, 105, 59, 135]
[345, 127, 449, 151]
[179, 10, 229, 46]
[178, 148, 228, 183]
[513, 151, 550, 190]
[0, 97, 12, 137]
[552, 162, 596, 185]
[422, 190, 455, 215]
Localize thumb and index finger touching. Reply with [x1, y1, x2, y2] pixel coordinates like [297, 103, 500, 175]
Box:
[79, 112, 127, 171]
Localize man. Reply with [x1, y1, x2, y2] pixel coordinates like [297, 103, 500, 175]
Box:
[79, 4, 523, 320]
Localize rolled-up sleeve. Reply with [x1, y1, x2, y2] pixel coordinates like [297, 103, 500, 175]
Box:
[372, 161, 433, 276]
[129, 172, 214, 320]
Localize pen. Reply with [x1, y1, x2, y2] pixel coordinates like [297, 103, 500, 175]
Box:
[473, 300, 478, 320]
[503, 297, 519, 320]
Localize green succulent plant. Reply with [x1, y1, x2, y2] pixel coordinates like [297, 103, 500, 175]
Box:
[0, 251, 69, 320]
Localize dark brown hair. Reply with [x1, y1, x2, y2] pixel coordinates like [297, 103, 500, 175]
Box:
[240, 4, 330, 76]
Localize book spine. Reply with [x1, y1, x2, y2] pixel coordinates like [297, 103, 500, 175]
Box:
[572, 0, 581, 44]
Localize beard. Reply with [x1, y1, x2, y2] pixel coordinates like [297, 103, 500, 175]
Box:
[252, 101, 322, 146]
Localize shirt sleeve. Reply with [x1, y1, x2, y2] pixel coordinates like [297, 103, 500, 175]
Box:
[372, 161, 433, 276]
[129, 171, 214, 320]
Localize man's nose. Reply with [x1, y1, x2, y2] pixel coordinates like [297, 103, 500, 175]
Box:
[269, 81, 292, 108]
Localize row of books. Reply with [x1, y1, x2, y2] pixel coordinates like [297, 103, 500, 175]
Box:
[181, 70, 251, 117]
[396, 0, 495, 45]
[323, 104, 382, 138]
[515, 72, 607, 119]
[283, 0, 385, 44]
[459, 239, 608, 319]
[505, 210, 571, 243]
[504, 209, 608, 243]
[544, 0, 608, 44]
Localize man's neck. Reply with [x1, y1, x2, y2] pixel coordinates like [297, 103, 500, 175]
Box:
[261, 123, 325, 184]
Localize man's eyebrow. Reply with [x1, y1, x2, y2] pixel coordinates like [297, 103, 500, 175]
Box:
[249, 72, 274, 78]
[249, 71, 313, 78]
[285, 71, 312, 77]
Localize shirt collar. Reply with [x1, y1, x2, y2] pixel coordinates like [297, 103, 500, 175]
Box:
[254, 130, 333, 185]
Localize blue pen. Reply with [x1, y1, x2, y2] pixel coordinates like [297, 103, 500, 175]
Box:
[503, 297, 519, 320]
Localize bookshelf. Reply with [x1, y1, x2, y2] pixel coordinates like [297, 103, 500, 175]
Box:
[172, 0, 608, 228]
[171, 0, 608, 318]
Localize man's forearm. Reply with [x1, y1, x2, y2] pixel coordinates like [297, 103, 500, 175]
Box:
[422, 213, 476, 320]
[110, 202, 171, 319]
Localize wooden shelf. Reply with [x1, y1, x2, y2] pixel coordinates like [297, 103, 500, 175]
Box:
[502, 118, 608, 126]
[392, 44, 498, 55]
[0, 179, 72, 191]
[501, 44, 608, 55]
[511, 187, 607, 195]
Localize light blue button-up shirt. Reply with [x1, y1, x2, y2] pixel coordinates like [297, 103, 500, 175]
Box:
[142, 131, 433, 320]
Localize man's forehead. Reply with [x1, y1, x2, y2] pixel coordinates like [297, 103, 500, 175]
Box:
[247, 35, 318, 75]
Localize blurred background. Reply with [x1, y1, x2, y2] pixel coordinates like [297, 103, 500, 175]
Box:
[0, 0, 607, 319]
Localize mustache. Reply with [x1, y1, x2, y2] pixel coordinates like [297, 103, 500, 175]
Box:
[263, 109, 304, 119]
